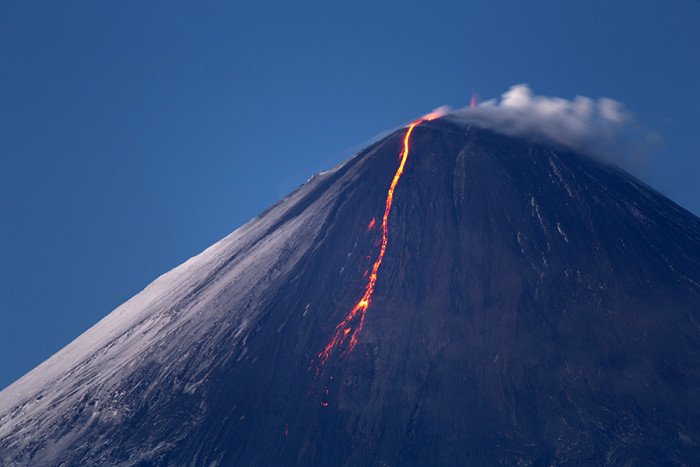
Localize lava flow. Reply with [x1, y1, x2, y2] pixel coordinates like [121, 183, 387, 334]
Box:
[318, 113, 439, 368]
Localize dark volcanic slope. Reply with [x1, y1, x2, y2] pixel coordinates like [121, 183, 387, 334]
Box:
[1, 119, 699, 466]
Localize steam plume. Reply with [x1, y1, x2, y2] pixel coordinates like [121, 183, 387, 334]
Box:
[443, 84, 654, 170]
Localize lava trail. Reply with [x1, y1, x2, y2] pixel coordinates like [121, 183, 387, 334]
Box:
[318, 115, 438, 367]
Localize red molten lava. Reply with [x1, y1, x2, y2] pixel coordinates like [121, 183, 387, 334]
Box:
[367, 217, 376, 231]
[318, 115, 435, 367]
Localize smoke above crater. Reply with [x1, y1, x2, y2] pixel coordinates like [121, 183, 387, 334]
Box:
[442, 84, 655, 171]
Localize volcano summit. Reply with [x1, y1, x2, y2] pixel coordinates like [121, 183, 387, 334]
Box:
[1, 113, 699, 465]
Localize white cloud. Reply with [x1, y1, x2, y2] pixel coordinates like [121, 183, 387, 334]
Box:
[442, 84, 655, 171]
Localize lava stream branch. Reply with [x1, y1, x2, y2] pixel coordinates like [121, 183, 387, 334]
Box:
[318, 117, 431, 368]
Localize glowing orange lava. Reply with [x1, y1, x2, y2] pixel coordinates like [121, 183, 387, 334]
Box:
[367, 217, 376, 231]
[318, 114, 437, 367]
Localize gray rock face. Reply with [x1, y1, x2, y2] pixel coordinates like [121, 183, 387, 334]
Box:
[1, 119, 699, 466]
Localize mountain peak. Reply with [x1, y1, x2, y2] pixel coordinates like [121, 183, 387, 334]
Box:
[1, 118, 698, 465]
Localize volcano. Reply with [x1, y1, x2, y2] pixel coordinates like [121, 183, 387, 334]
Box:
[1, 117, 699, 465]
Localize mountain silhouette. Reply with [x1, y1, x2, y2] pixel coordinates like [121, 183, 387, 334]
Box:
[1, 117, 699, 465]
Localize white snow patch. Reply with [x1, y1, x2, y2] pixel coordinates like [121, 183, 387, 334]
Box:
[548, 156, 574, 198]
[556, 222, 569, 243]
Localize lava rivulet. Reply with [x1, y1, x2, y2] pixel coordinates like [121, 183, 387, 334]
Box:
[318, 115, 437, 367]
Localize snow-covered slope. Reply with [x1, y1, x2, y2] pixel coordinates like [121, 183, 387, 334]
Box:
[0, 146, 364, 463]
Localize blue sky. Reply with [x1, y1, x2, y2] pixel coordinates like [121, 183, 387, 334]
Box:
[1, 1, 698, 389]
